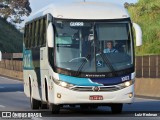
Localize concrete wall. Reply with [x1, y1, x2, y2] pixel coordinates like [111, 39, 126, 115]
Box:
[0, 68, 23, 80]
[0, 60, 23, 79]
[135, 78, 160, 98]
[0, 60, 22, 71]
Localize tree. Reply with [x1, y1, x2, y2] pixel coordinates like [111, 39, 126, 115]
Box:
[0, 0, 31, 23]
[124, 2, 135, 9]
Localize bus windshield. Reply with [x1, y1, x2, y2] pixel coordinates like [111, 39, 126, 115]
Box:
[54, 19, 134, 74]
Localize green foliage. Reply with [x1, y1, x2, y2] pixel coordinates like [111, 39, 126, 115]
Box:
[128, 0, 160, 55]
[0, 17, 23, 53]
[0, 0, 31, 23]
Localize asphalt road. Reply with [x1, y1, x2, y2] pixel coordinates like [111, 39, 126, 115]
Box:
[0, 76, 160, 120]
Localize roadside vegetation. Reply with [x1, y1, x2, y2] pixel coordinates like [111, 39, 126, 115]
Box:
[0, 17, 23, 53]
[0, 0, 31, 53]
[127, 0, 160, 55]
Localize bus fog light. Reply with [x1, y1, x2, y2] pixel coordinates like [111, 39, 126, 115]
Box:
[129, 93, 133, 98]
[57, 93, 61, 98]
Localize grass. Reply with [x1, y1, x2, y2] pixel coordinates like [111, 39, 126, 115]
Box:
[0, 17, 23, 53]
[128, 0, 160, 55]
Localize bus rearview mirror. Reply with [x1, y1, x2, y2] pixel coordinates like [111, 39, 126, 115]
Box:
[133, 23, 142, 46]
[47, 23, 54, 48]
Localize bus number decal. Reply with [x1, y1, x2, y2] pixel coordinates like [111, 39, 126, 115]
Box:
[121, 76, 130, 82]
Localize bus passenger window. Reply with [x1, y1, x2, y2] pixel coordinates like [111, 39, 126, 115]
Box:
[42, 18, 47, 46]
[35, 20, 40, 47]
[24, 25, 29, 48]
[31, 22, 36, 47]
[28, 24, 32, 48]
[40, 19, 43, 46]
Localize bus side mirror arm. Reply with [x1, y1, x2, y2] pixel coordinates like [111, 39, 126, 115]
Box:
[47, 23, 54, 48]
[133, 23, 142, 46]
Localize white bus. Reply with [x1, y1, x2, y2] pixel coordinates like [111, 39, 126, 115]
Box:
[23, 1, 142, 114]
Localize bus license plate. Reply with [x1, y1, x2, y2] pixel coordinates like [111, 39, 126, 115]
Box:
[89, 95, 103, 100]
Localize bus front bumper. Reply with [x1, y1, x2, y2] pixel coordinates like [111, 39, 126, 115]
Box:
[49, 84, 134, 105]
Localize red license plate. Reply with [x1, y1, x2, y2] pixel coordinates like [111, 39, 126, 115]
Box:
[89, 95, 103, 100]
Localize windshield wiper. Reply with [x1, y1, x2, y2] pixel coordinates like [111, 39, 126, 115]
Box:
[98, 51, 117, 76]
[75, 41, 93, 76]
[75, 53, 91, 76]
[75, 51, 117, 77]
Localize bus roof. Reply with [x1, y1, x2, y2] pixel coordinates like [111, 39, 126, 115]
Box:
[26, 1, 130, 22]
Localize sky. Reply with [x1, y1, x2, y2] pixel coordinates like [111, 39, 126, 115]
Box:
[29, 0, 138, 13]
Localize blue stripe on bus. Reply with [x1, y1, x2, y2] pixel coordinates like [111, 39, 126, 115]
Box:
[23, 50, 34, 69]
[59, 74, 103, 86]
[90, 74, 131, 85]
[59, 74, 131, 86]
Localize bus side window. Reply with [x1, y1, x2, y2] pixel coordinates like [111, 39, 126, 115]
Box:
[35, 20, 40, 47]
[39, 16, 47, 47]
[28, 23, 32, 48]
[37, 20, 40, 46]
[24, 25, 28, 48]
[42, 17, 47, 46]
[26, 24, 28, 48]
[40, 19, 43, 46]
[31, 21, 36, 48]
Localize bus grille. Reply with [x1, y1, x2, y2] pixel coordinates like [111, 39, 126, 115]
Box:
[70, 86, 122, 92]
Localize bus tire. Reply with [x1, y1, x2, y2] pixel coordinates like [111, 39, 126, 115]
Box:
[111, 104, 123, 114]
[80, 104, 89, 110]
[90, 105, 98, 109]
[49, 104, 60, 114]
[29, 81, 40, 109]
[38, 80, 49, 109]
[30, 97, 40, 109]
[69, 105, 76, 108]
[45, 80, 48, 102]
[41, 103, 48, 109]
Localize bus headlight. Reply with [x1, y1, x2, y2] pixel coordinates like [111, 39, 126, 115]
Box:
[125, 81, 131, 87]
[119, 80, 134, 88]
[53, 79, 74, 88]
[60, 81, 68, 87]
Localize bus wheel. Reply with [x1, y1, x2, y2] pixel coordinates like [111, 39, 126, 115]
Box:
[41, 103, 48, 109]
[69, 105, 76, 108]
[30, 97, 40, 109]
[49, 104, 60, 114]
[111, 104, 123, 114]
[30, 83, 40, 109]
[90, 105, 98, 109]
[80, 104, 89, 110]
